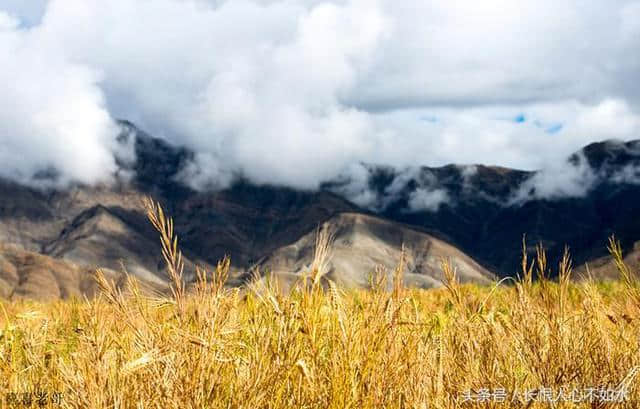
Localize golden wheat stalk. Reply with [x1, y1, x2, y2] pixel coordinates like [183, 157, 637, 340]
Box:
[310, 222, 335, 288]
[143, 197, 186, 316]
[392, 243, 406, 301]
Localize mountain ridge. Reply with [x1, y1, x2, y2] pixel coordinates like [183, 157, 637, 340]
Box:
[1, 121, 639, 298]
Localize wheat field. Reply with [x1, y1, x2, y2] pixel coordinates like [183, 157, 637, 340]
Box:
[1, 199, 639, 408]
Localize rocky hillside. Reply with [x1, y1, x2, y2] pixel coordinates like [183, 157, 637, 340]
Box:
[1, 121, 639, 299]
[262, 212, 494, 289]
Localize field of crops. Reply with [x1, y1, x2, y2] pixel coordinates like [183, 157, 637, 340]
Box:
[1, 201, 639, 408]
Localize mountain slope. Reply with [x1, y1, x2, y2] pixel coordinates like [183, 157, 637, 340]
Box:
[42, 205, 168, 284]
[262, 212, 494, 288]
[343, 141, 640, 276]
[1, 121, 639, 299]
[0, 241, 165, 300]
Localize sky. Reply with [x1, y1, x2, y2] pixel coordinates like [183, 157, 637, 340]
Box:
[1, 0, 639, 200]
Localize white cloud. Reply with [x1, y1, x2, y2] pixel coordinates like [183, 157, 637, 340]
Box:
[0, 10, 124, 187]
[327, 163, 380, 209]
[509, 153, 598, 203]
[1, 0, 639, 193]
[407, 187, 449, 212]
[332, 165, 451, 212]
[611, 164, 640, 185]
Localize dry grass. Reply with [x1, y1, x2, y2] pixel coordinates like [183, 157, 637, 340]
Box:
[1, 200, 640, 408]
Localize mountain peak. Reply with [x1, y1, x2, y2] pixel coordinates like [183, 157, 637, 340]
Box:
[578, 138, 640, 170]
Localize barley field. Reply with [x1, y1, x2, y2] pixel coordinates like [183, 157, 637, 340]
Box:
[1, 200, 639, 408]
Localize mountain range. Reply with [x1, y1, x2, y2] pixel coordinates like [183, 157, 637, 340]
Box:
[2, 120, 639, 299]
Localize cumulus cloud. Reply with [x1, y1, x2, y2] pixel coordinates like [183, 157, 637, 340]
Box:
[330, 165, 450, 212]
[326, 162, 381, 209]
[510, 153, 598, 203]
[0, 10, 126, 187]
[1, 0, 640, 193]
[407, 188, 449, 212]
[611, 164, 640, 185]
[599, 140, 640, 185]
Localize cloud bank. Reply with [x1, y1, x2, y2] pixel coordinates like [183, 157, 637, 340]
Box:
[1, 0, 640, 195]
[509, 153, 598, 204]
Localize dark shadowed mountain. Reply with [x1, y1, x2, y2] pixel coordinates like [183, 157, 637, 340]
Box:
[355, 140, 640, 276]
[1, 121, 639, 298]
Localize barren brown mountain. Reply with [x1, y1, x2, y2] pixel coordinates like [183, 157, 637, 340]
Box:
[1, 121, 640, 299]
